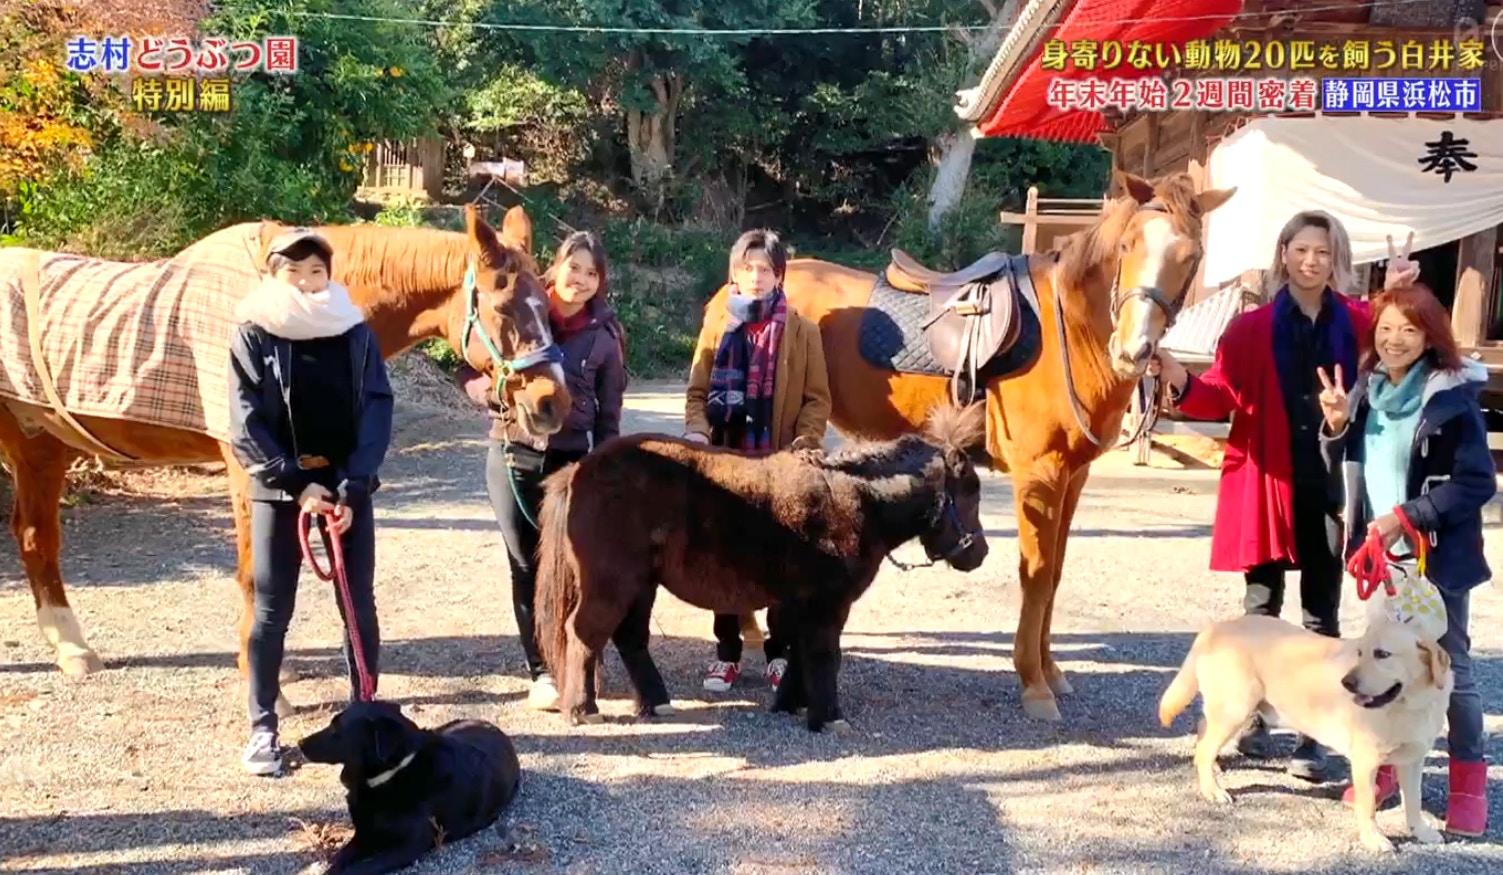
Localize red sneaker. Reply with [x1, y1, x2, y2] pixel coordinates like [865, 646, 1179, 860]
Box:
[765, 658, 788, 691]
[1342, 765, 1399, 807]
[1445, 759, 1489, 837]
[702, 660, 740, 692]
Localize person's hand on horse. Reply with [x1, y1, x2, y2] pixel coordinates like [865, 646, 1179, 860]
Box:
[298, 483, 335, 516]
[1316, 364, 1349, 432]
[1384, 232, 1421, 290]
[1150, 349, 1188, 391]
[789, 434, 826, 464]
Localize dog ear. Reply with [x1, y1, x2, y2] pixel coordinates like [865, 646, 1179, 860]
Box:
[1418, 640, 1452, 688]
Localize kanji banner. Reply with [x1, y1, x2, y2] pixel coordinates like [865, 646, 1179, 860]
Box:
[1202, 117, 1503, 287]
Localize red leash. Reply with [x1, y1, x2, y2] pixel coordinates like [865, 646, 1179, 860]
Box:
[298, 508, 376, 702]
[1345, 505, 1427, 602]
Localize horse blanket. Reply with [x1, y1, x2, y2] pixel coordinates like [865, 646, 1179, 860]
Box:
[0, 222, 266, 444]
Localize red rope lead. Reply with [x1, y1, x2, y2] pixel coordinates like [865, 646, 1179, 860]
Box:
[298, 508, 376, 702]
[1345, 505, 1429, 603]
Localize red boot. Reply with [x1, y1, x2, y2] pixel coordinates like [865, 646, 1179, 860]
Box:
[1445, 760, 1489, 837]
[1342, 765, 1398, 807]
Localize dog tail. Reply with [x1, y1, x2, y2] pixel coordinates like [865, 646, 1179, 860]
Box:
[1158, 632, 1204, 728]
[535, 462, 581, 692]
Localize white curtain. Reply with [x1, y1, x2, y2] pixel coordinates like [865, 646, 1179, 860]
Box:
[1202, 116, 1503, 288]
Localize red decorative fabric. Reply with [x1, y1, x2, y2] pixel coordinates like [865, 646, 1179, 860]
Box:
[977, 0, 1244, 142]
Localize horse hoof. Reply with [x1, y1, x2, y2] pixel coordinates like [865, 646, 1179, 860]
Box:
[1022, 695, 1062, 722]
[58, 651, 104, 676]
[1047, 673, 1074, 696]
[651, 703, 677, 717]
[274, 693, 296, 718]
[570, 711, 604, 726]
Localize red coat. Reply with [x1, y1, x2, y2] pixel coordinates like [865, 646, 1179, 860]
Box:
[1176, 296, 1371, 571]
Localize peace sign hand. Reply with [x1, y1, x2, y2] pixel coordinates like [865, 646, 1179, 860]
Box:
[1317, 365, 1349, 432]
[1384, 232, 1420, 290]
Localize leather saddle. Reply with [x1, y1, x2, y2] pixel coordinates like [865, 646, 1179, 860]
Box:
[883, 249, 1033, 403]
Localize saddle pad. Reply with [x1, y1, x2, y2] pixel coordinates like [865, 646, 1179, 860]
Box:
[858, 258, 1043, 382]
[0, 222, 266, 442]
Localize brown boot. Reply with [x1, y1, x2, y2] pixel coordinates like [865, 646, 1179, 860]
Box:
[1445, 759, 1489, 837]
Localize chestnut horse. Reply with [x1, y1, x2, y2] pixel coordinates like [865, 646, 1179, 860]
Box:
[534, 401, 990, 732]
[769, 171, 1236, 722]
[1, 205, 569, 709]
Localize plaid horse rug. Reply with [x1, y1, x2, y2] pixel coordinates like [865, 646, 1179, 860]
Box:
[0, 222, 267, 446]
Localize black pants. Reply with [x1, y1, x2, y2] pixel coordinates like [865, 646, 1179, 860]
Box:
[486, 440, 585, 680]
[247, 497, 378, 733]
[714, 607, 789, 664]
[1243, 482, 1343, 638]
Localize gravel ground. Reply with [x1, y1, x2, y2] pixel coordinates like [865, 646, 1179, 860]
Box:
[2, 379, 1501, 875]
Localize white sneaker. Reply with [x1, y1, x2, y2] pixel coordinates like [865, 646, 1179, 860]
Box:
[765, 658, 789, 691]
[703, 660, 741, 692]
[241, 729, 284, 776]
[528, 674, 560, 711]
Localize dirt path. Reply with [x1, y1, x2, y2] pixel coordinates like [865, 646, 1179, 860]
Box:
[2, 381, 1501, 875]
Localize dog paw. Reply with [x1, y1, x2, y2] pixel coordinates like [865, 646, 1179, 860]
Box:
[1409, 824, 1444, 845]
[1361, 831, 1397, 854]
[1198, 782, 1233, 805]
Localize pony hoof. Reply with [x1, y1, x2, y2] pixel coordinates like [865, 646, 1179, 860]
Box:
[58, 651, 104, 676]
[1047, 673, 1074, 696]
[274, 693, 296, 718]
[821, 719, 853, 736]
[569, 711, 604, 726]
[1021, 695, 1062, 722]
[651, 703, 677, 717]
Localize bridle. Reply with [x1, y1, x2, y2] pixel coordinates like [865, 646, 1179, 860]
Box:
[458, 260, 563, 406]
[1056, 198, 1201, 450]
[884, 469, 982, 572]
[1107, 199, 1201, 331]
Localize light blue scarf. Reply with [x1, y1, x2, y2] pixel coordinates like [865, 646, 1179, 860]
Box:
[1362, 360, 1429, 554]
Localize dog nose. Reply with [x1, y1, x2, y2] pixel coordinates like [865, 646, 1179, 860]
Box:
[1341, 672, 1360, 693]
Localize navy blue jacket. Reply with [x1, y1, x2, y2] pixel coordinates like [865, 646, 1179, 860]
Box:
[1321, 359, 1496, 593]
[228, 322, 393, 504]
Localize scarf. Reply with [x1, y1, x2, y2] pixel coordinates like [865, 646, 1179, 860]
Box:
[234, 276, 365, 341]
[706, 286, 786, 450]
[1363, 359, 1429, 554]
[549, 299, 594, 341]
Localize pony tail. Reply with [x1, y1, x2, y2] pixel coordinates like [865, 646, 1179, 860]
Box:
[534, 464, 579, 692]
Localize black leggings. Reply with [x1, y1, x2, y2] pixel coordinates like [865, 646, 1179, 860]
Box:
[486, 440, 585, 679]
[1243, 482, 1343, 638]
[247, 497, 378, 733]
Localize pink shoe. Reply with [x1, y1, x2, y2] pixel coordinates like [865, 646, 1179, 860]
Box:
[1342, 765, 1398, 808]
[765, 658, 788, 691]
[1446, 760, 1489, 837]
[702, 660, 740, 692]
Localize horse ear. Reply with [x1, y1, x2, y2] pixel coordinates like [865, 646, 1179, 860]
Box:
[1194, 186, 1237, 215]
[1113, 170, 1155, 204]
[465, 204, 507, 267]
[501, 205, 533, 254]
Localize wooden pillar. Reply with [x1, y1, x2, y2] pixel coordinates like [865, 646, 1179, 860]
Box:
[1142, 115, 1160, 177]
[1453, 225, 1496, 347]
[1021, 186, 1040, 255]
[1187, 111, 1208, 190]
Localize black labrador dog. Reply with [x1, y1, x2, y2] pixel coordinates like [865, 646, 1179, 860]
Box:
[298, 700, 521, 875]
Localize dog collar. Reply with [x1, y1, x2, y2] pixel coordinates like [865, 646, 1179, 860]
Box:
[366, 752, 416, 787]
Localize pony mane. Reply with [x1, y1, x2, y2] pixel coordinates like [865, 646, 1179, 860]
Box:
[814, 401, 984, 481]
[1055, 172, 1203, 292]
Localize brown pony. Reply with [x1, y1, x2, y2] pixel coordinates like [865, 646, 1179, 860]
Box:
[533, 401, 990, 733]
[1, 205, 568, 710]
[768, 171, 1236, 722]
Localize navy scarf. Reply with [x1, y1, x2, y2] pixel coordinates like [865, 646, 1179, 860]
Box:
[1271, 286, 1359, 395]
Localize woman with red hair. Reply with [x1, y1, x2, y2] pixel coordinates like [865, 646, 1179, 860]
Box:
[1318, 282, 1494, 837]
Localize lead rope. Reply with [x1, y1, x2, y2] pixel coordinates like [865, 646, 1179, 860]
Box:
[299, 509, 376, 702]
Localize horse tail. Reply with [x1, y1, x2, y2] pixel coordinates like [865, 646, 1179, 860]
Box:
[535, 463, 579, 690]
[1158, 632, 1204, 728]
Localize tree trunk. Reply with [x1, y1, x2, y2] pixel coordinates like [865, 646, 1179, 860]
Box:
[926, 0, 1016, 231]
[624, 69, 684, 208]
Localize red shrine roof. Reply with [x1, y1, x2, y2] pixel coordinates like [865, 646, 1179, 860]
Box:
[955, 0, 1244, 142]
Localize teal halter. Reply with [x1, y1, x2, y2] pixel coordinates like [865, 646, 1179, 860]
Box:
[460, 261, 563, 403]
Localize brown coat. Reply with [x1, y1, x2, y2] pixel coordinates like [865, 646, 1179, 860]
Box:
[684, 286, 831, 451]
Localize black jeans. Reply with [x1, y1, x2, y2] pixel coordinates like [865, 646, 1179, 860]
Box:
[486, 440, 585, 680]
[1243, 482, 1343, 638]
[247, 497, 379, 733]
[714, 606, 789, 664]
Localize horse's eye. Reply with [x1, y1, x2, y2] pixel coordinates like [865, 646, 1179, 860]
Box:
[1374, 649, 1391, 660]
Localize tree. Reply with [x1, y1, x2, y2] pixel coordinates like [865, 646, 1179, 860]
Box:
[926, 0, 1015, 230]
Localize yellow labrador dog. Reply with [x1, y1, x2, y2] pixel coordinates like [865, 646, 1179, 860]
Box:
[1159, 615, 1453, 853]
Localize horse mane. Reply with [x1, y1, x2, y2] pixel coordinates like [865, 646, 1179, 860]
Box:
[1054, 172, 1203, 292]
[814, 401, 985, 481]
[311, 224, 473, 301]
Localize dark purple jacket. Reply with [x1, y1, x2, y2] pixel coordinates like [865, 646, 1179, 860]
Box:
[457, 301, 627, 453]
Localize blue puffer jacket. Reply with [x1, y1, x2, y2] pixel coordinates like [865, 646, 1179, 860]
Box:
[1321, 359, 1496, 593]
